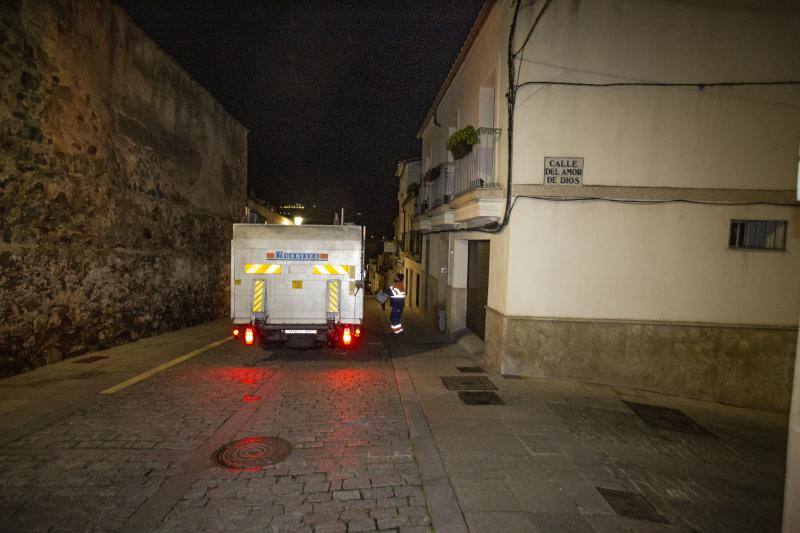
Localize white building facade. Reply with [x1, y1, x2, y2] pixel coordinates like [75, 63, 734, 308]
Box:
[393, 158, 427, 313]
[413, 0, 800, 413]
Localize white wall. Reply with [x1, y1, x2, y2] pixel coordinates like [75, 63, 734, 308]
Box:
[512, 0, 800, 190]
[445, 229, 511, 314]
[420, 2, 507, 174]
[506, 200, 800, 325]
[418, 0, 800, 328]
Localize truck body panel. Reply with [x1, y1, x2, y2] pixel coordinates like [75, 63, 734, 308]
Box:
[231, 224, 364, 346]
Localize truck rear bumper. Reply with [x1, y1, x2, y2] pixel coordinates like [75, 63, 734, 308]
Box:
[259, 324, 330, 345]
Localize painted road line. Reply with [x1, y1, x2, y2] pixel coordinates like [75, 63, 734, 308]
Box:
[100, 336, 233, 395]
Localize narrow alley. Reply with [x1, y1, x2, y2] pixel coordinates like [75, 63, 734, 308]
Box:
[0, 302, 787, 532]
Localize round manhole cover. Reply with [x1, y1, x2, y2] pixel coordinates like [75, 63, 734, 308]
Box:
[212, 436, 292, 469]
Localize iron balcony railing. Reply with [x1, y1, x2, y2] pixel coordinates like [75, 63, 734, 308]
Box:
[402, 231, 422, 258]
[416, 162, 453, 215]
[453, 127, 501, 196]
[416, 183, 429, 215]
[416, 128, 499, 215]
[430, 162, 454, 208]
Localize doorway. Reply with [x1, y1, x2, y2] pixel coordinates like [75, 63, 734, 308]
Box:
[466, 240, 490, 339]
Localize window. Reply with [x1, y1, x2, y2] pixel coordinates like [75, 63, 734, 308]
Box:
[415, 273, 420, 308]
[729, 220, 787, 250]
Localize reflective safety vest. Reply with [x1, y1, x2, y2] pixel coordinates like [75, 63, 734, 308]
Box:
[389, 282, 406, 299]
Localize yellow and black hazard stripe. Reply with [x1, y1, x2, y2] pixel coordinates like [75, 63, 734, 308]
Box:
[244, 264, 281, 274]
[312, 264, 350, 275]
[327, 280, 340, 313]
[252, 280, 265, 313]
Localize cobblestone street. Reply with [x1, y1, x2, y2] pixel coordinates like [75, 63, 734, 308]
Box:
[0, 301, 790, 532]
[0, 307, 430, 533]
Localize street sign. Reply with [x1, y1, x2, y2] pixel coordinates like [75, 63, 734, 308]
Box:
[544, 157, 584, 186]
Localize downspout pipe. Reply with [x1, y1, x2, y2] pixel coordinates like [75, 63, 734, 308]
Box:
[784, 317, 800, 531]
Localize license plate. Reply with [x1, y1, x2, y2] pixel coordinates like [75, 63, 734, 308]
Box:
[285, 329, 316, 334]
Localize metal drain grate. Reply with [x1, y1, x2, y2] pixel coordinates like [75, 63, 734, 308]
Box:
[624, 401, 710, 435]
[456, 366, 485, 373]
[458, 391, 505, 405]
[501, 374, 525, 379]
[73, 356, 108, 364]
[596, 488, 669, 523]
[212, 436, 292, 470]
[441, 376, 497, 390]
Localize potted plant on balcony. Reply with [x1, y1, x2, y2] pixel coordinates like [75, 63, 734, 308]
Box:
[447, 125, 478, 160]
[422, 165, 441, 183]
[407, 182, 420, 197]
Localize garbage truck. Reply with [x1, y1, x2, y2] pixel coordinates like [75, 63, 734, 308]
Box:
[230, 223, 365, 349]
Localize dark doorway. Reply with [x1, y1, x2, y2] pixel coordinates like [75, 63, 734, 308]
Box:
[415, 273, 420, 308]
[466, 240, 490, 339]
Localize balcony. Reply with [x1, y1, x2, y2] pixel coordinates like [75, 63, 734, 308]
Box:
[402, 231, 422, 261]
[453, 127, 501, 196]
[450, 127, 503, 225]
[431, 162, 454, 208]
[413, 128, 503, 230]
[415, 163, 456, 229]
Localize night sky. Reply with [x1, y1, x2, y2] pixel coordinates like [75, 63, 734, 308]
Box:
[116, 0, 484, 241]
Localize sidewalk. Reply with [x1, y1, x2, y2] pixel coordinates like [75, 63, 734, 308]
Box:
[0, 319, 232, 445]
[380, 303, 788, 533]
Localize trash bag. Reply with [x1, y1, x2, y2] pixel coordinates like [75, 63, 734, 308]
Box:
[375, 292, 388, 304]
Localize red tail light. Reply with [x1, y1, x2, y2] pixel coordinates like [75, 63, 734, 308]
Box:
[244, 326, 255, 346]
[233, 328, 240, 338]
[354, 327, 361, 338]
[342, 326, 352, 346]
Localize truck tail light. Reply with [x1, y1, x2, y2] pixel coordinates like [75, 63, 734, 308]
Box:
[244, 326, 255, 346]
[342, 326, 352, 346]
[233, 327, 240, 338]
[354, 327, 361, 338]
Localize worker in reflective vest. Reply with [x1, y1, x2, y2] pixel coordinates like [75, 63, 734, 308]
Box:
[385, 273, 405, 336]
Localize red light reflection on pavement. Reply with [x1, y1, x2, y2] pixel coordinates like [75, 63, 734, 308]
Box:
[242, 395, 261, 403]
[318, 367, 386, 443]
[323, 368, 375, 385]
[203, 367, 269, 384]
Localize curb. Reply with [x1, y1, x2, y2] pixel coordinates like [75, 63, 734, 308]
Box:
[376, 303, 469, 533]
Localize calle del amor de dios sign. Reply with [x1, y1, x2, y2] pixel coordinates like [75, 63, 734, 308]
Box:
[544, 157, 583, 185]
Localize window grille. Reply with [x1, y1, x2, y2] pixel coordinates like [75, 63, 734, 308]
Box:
[729, 220, 787, 250]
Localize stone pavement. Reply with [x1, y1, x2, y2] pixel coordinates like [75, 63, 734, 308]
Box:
[0, 301, 789, 532]
[0, 318, 233, 440]
[0, 305, 432, 533]
[384, 306, 789, 533]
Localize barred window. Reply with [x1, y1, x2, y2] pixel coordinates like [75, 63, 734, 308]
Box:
[729, 220, 787, 251]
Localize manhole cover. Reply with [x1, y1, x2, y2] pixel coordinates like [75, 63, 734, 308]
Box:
[458, 391, 505, 405]
[441, 376, 497, 390]
[624, 401, 710, 435]
[456, 366, 485, 373]
[73, 356, 108, 364]
[596, 487, 669, 523]
[212, 437, 291, 470]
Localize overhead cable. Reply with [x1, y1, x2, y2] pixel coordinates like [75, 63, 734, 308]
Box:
[516, 80, 800, 90]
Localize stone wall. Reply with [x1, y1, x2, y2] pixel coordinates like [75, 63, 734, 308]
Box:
[486, 307, 798, 413]
[0, 0, 247, 375]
